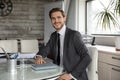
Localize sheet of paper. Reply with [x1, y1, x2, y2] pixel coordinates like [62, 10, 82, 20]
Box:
[19, 53, 36, 58]
[0, 55, 4, 57]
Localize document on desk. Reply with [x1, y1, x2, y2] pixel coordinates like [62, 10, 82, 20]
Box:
[0, 55, 4, 57]
[31, 63, 58, 71]
[19, 53, 36, 58]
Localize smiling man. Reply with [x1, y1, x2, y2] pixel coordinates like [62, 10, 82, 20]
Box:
[35, 8, 91, 80]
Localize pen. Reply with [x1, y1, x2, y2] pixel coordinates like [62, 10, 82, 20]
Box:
[10, 53, 18, 59]
[14, 53, 18, 59]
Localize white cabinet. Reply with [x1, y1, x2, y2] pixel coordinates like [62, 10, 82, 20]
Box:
[98, 62, 110, 80]
[98, 48, 120, 80]
[111, 66, 120, 80]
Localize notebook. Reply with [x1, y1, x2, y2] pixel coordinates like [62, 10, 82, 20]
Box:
[31, 63, 58, 71]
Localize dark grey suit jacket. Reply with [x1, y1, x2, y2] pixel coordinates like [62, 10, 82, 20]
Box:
[37, 27, 91, 80]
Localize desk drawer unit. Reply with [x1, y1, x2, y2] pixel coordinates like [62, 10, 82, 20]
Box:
[99, 52, 120, 67]
[111, 55, 120, 67]
[98, 52, 120, 80]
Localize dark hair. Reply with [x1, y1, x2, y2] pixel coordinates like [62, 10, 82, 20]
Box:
[49, 8, 65, 18]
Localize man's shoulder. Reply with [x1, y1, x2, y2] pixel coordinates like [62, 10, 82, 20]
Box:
[51, 31, 57, 36]
[67, 28, 80, 35]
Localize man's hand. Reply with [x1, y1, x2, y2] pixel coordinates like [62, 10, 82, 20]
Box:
[34, 56, 46, 64]
[57, 73, 72, 80]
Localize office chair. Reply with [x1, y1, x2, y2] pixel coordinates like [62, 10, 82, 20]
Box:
[19, 39, 39, 59]
[0, 40, 18, 58]
[20, 39, 39, 54]
[87, 45, 98, 80]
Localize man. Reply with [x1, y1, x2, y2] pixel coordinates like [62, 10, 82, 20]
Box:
[35, 8, 91, 80]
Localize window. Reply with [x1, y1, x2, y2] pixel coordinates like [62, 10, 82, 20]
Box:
[87, 0, 120, 35]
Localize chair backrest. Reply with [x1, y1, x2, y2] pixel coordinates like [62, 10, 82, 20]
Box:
[20, 39, 39, 53]
[0, 40, 18, 53]
[87, 45, 98, 80]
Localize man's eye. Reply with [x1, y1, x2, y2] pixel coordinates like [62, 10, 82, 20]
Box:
[57, 17, 61, 19]
[51, 18, 55, 20]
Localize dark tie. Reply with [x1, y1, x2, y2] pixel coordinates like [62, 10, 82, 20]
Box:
[57, 33, 60, 65]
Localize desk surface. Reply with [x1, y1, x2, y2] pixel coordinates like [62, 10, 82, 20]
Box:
[0, 59, 62, 80]
[95, 45, 120, 56]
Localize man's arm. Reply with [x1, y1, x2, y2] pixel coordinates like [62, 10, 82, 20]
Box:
[35, 34, 54, 64]
[71, 32, 91, 78]
[36, 33, 54, 58]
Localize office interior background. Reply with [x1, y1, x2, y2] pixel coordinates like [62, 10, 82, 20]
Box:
[0, 0, 119, 47]
[0, 0, 120, 80]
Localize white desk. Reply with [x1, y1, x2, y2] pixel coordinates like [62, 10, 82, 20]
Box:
[0, 59, 62, 80]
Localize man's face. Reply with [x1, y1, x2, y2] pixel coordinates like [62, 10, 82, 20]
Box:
[50, 11, 66, 31]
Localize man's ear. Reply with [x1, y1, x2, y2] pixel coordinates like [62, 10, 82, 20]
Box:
[64, 16, 67, 22]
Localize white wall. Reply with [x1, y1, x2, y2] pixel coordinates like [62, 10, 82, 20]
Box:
[66, 0, 86, 33]
[44, 1, 64, 44]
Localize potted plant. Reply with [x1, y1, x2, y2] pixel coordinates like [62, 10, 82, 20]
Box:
[95, 0, 120, 30]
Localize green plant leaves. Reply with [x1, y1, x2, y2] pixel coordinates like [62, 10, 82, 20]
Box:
[95, 0, 120, 30]
[115, 0, 120, 16]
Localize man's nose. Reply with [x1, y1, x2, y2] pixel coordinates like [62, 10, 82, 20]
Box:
[55, 18, 59, 22]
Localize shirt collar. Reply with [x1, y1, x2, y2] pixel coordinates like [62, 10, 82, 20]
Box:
[58, 25, 66, 36]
